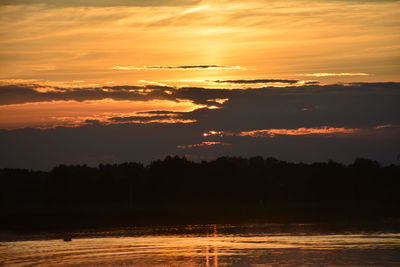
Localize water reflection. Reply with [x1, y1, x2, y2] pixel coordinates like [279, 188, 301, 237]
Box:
[1, 224, 400, 266]
[205, 224, 219, 267]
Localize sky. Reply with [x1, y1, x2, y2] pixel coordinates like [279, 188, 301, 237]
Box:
[0, 0, 399, 169]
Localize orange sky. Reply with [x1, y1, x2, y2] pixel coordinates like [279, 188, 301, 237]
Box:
[0, 0, 399, 138]
[0, 0, 399, 87]
[0, 99, 206, 129]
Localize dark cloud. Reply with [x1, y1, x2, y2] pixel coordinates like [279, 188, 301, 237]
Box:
[212, 79, 299, 84]
[185, 83, 400, 130]
[1, 0, 200, 7]
[1, 123, 399, 170]
[84, 119, 104, 125]
[0, 83, 176, 105]
[0, 82, 383, 106]
[113, 65, 243, 70]
[1, 82, 400, 129]
[304, 81, 320, 85]
[109, 115, 175, 122]
[102, 85, 174, 90]
[1, 82, 400, 169]
[137, 110, 183, 115]
[164, 65, 238, 69]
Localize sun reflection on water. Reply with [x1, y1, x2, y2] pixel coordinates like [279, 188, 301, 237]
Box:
[1, 224, 400, 266]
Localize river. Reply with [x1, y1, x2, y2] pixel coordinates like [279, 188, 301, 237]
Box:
[1, 224, 400, 266]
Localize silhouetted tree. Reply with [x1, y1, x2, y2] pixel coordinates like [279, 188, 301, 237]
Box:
[1, 156, 399, 226]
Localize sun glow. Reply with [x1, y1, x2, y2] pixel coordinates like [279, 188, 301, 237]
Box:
[0, 1, 398, 85]
[182, 5, 209, 14]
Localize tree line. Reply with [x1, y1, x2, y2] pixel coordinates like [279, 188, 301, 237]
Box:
[1, 156, 399, 210]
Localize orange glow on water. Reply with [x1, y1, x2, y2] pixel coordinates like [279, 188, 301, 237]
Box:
[1, 225, 400, 266]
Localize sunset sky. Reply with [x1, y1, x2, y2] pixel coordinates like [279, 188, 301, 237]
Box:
[1, 0, 399, 169]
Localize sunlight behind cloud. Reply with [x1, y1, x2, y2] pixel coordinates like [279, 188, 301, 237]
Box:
[202, 127, 360, 138]
[0, 99, 206, 129]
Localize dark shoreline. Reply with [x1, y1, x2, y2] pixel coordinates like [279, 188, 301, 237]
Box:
[2, 217, 400, 243]
[2, 201, 400, 239]
[2, 156, 399, 238]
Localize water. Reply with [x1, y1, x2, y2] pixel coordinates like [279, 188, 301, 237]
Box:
[1, 224, 400, 266]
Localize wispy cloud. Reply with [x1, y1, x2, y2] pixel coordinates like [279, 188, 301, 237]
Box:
[300, 73, 370, 77]
[108, 114, 195, 124]
[238, 127, 360, 137]
[177, 141, 229, 149]
[212, 79, 299, 84]
[203, 127, 360, 138]
[207, 98, 229, 104]
[1, 0, 200, 7]
[374, 124, 397, 130]
[1, 0, 398, 85]
[182, 4, 209, 14]
[113, 65, 245, 70]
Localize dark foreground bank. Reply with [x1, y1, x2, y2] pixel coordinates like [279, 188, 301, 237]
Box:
[1, 156, 399, 232]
